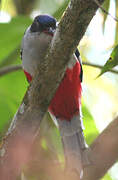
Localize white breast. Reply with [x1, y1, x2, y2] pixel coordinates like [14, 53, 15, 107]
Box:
[22, 27, 53, 76]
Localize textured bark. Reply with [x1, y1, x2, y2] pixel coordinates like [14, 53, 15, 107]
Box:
[83, 116, 118, 180]
[0, 0, 106, 179]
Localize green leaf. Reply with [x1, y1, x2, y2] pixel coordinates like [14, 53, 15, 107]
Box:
[98, 45, 118, 77]
[101, 0, 110, 33]
[102, 173, 112, 180]
[0, 45, 20, 68]
[82, 103, 99, 145]
[0, 16, 32, 135]
[0, 16, 32, 66]
[82, 104, 113, 179]
[0, 69, 28, 136]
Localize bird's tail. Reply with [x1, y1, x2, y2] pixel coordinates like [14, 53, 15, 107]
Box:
[57, 115, 90, 178]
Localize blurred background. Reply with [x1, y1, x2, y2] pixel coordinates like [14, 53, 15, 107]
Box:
[0, 0, 118, 179]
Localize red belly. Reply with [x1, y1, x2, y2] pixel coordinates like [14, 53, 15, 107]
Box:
[49, 61, 82, 121]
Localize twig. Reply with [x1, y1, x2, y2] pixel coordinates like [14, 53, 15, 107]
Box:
[93, 0, 118, 22]
[0, 65, 22, 77]
[83, 61, 118, 74]
[0, 45, 20, 68]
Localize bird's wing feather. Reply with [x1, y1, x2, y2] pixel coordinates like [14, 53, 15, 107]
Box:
[75, 49, 83, 82]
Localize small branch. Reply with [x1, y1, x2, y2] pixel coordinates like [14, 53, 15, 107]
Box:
[0, 45, 20, 68]
[83, 61, 118, 74]
[93, 0, 118, 22]
[0, 65, 22, 77]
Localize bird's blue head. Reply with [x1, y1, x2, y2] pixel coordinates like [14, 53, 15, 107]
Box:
[30, 15, 57, 35]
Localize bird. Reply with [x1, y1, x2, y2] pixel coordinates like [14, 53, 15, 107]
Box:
[21, 14, 90, 178]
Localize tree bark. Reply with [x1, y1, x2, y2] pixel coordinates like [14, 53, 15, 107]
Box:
[0, 0, 106, 179]
[83, 116, 118, 180]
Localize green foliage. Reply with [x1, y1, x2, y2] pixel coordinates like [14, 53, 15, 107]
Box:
[102, 174, 113, 180]
[0, 16, 32, 67]
[82, 104, 113, 180]
[0, 70, 27, 135]
[0, 16, 31, 135]
[82, 103, 99, 145]
[98, 45, 118, 77]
